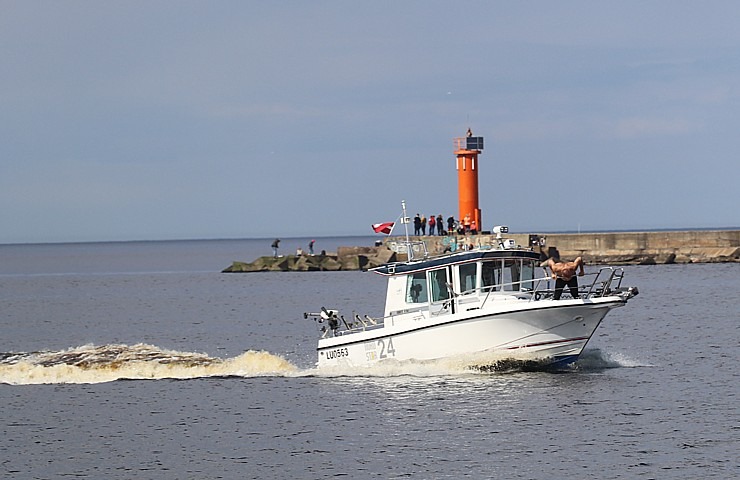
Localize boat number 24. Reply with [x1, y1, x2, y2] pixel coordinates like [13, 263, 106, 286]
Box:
[377, 337, 396, 359]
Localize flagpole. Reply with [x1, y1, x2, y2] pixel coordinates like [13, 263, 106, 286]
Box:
[401, 200, 413, 260]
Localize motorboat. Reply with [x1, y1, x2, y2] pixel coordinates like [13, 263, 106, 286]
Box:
[305, 204, 639, 371]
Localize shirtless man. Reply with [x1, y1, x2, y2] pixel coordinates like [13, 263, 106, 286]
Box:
[541, 257, 585, 300]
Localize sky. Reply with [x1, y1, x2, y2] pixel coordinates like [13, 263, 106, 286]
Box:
[2, 1, 739, 244]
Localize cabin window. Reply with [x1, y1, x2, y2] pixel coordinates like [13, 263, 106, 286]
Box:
[459, 263, 477, 294]
[406, 272, 428, 303]
[428, 268, 451, 302]
[502, 259, 521, 291]
[521, 260, 537, 290]
[482, 260, 502, 291]
[482, 258, 537, 292]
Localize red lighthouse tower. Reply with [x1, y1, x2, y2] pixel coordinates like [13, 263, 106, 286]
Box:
[454, 129, 484, 232]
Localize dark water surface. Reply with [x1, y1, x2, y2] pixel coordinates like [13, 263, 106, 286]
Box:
[0, 239, 737, 479]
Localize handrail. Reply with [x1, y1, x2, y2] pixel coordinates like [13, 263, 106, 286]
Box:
[476, 269, 624, 305]
[478, 275, 552, 308]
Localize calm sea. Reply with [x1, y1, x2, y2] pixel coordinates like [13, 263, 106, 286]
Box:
[0, 238, 737, 479]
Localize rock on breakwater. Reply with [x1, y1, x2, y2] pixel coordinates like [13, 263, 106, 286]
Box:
[222, 246, 397, 272]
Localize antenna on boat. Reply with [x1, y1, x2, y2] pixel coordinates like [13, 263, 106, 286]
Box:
[401, 200, 414, 260]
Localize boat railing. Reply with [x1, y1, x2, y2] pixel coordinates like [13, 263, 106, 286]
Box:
[476, 278, 543, 308]
[385, 239, 429, 261]
[472, 267, 630, 306]
[584, 267, 629, 298]
[528, 267, 630, 300]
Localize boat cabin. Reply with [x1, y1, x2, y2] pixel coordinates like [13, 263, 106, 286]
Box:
[372, 249, 543, 319]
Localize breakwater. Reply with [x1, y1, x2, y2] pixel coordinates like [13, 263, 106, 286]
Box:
[222, 229, 740, 272]
[505, 229, 740, 265]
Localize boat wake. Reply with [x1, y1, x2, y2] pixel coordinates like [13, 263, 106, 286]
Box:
[0, 344, 646, 385]
[572, 348, 650, 370]
[0, 344, 296, 385]
[304, 348, 647, 378]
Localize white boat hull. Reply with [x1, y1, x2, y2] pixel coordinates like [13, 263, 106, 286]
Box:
[317, 297, 624, 369]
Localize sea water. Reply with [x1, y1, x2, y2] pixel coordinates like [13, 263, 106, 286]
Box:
[0, 239, 737, 479]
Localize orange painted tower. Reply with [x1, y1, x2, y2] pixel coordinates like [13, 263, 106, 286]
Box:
[454, 129, 484, 232]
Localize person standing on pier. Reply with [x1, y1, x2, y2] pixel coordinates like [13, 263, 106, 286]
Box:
[271, 238, 280, 258]
[463, 213, 471, 232]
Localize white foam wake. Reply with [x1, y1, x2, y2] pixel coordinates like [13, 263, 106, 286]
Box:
[0, 344, 296, 385]
[573, 348, 651, 370]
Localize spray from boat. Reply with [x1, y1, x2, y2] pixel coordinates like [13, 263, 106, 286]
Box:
[0, 344, 296, 385]
[0, 343, 645, 385]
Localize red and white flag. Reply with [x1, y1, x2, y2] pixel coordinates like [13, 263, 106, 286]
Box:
[371, 222, 395, 235]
